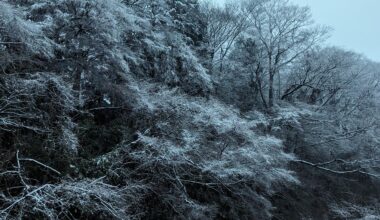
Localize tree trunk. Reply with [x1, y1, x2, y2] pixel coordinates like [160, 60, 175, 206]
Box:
[219, 48, 224, 72]
[268, 72, 274, 108]
[73, 69, 84, 108]
[255, 64, 268, 109]
[277, 71, 281, 99]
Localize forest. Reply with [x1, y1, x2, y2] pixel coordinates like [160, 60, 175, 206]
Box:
[0, 0, 379, 219]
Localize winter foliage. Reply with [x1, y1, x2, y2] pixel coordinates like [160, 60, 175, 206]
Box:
[0, 0, 379, 219]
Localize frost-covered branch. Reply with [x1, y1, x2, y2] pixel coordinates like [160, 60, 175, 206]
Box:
[19, 158, 61, 176]
[293, 159, 380, 179]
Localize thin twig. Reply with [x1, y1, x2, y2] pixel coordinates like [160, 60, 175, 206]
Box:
[16, 150, 29, 190]
[19, 158, 61, 175]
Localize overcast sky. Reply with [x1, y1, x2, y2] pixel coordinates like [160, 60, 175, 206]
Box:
[207, 0, 380, 62]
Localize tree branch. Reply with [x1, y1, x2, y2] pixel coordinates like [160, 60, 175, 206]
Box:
[19, 158, 62, 175]
[293, 159, 380, 179]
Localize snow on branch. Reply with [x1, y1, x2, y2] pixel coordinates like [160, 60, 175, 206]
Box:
[293, 159, 380, 179]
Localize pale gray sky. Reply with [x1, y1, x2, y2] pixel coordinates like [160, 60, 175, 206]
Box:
[207, 0, 380, 62]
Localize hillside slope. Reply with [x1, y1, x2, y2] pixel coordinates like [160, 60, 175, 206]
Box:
[0, 0, 379, 219]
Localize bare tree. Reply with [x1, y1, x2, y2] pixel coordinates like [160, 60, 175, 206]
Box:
[281, 47, 359, 103]
[243, 0, 329, 109]
[203, 1, 248, 73]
